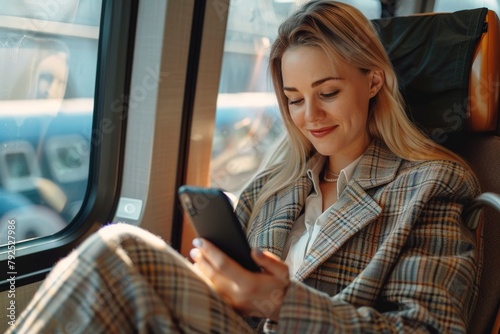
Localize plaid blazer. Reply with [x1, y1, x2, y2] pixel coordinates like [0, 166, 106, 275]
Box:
[236, 139, 482, 333]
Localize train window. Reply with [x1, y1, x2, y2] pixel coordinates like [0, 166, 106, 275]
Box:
[209, 0, 500, 198]
[0, 0, 137, 290]
[0, 1, 102, 245]
[434, 0, 500, 14]
[210, 0, 385, 197]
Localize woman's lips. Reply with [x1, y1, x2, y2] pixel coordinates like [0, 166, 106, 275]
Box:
[309, 126, 337, 138]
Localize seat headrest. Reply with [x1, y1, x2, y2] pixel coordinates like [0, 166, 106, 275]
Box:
[372, 8, 499, 144]
[469, 10, 500, 132]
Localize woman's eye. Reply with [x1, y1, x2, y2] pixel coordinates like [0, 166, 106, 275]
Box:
[288, 98, 303, 105]
[321, 91, 339, 98]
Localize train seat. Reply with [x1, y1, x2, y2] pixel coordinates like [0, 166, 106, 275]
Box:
[373, 8, 500, 334]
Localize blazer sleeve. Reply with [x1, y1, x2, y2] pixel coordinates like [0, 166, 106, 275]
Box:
[275, 161, 481, 333]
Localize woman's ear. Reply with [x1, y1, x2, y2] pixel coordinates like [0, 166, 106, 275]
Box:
[369, 69, 384, 96]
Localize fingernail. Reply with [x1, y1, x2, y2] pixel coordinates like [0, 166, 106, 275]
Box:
[255, 248, 264, 258]
[189, 248, 200, 260]
[192, 238, 203, 248]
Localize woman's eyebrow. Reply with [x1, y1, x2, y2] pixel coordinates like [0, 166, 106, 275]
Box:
[283, 76, 344, 91]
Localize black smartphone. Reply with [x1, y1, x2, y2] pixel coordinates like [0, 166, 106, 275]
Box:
[178, 185, 261, 272]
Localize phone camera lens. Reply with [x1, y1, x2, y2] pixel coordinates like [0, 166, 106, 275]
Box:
[180, 193, 197, 216]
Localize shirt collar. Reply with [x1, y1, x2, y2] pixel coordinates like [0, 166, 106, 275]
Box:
[307, 154, 363, 197]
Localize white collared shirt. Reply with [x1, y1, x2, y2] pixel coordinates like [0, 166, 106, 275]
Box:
[283, 155, 363, 277]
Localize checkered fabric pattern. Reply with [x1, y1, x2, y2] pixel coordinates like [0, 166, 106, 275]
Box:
[236, 139, 482, 333]
[8, 139, 481, 333]
[6, 224, 255, 333]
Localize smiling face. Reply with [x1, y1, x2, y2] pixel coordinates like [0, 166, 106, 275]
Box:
[281, 46, 382, 171]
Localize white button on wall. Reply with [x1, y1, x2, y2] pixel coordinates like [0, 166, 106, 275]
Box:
[116, 197, 143, 220]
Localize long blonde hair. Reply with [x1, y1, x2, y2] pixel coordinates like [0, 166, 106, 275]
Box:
[248, 0, 468, 222]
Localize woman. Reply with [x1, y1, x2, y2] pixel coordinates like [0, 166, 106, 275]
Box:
[8, 1, 480, 333]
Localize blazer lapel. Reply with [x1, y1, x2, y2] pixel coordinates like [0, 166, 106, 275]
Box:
[293, 181, 381, 280]
[294, 140, 402, 280]
[248, 140, 401, 272]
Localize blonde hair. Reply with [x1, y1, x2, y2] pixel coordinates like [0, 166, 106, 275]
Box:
[248, 0, 468, 222]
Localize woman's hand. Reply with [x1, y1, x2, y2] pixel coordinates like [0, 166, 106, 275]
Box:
[190, 238, 290, 321]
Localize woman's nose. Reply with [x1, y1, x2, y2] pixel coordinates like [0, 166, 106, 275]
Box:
[304, 99, 325, 122]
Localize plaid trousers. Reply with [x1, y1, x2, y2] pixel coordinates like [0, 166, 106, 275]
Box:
[7, 223, 257, 334]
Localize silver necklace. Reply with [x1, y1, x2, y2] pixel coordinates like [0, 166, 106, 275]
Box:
[323, 167, 339, 183]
